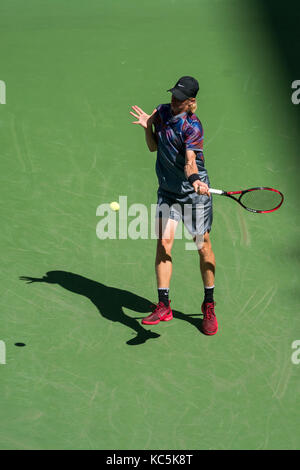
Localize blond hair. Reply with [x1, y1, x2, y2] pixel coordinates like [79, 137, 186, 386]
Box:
[188, 99, 197, 115]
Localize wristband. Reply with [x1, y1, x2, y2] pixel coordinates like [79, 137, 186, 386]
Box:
[188, 173, 201, 185]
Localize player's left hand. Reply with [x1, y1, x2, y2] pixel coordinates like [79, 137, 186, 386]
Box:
[193, 181, 210, 197]
[130, 106, 157, 129]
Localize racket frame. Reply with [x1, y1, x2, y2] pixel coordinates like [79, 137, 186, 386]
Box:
[209, 186, 284, 213]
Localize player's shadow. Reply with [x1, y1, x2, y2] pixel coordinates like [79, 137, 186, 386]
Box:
[172, 310, 203, 334]
[19, 270, 203, 345]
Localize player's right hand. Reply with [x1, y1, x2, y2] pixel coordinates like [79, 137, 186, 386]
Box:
[130, 106, 157, 129]
[193, 180, 210, 197]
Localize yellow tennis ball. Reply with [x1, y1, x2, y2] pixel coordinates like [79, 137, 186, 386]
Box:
[110, 201, 120, 211]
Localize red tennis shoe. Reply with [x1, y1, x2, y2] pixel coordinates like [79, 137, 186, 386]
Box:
[201, 302, 218, 335]
[142, 301, 173, 325]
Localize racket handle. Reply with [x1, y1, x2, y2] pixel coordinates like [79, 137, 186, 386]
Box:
[209, 188, 224, 195]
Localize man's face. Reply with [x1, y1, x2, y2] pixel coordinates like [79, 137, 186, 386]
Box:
[171, 94, 191, 115]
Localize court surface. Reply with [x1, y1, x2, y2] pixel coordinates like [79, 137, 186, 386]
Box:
[0, 0, 299, 450]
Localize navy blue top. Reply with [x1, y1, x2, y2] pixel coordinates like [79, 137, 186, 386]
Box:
[153, 103, 208, 200]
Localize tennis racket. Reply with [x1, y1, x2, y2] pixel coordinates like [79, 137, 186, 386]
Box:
[209, 187, 284, 213]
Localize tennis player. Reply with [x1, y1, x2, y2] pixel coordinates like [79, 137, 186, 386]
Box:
[130, 76, 218, 335]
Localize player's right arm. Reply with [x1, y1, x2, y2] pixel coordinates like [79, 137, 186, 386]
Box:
[130, 105, 157, 152]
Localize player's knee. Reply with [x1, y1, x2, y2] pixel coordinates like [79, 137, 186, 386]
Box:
[197, 233, 211, 257]
[198, 243, 208, 258]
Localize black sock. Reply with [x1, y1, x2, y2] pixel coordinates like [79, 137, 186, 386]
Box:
[204, 286, 214, 303]
[158, 288, 169, 306]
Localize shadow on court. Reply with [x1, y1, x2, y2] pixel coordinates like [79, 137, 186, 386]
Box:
[19, 270, 203, 345]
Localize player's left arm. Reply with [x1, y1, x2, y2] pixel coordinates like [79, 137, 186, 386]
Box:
[185, 150, 210, 196]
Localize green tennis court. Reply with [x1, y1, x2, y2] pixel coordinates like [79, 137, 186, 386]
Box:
[1, 0, 299, 450]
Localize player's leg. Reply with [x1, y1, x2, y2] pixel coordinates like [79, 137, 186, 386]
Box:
[197, 231, 218, 335]
[184, 195, 218, 336]
[198, 230, 215, 288]
[155, 216, 177, 290]
[142, 214, 178, 326]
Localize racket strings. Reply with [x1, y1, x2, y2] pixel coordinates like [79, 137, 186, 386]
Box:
[240, 189, 283, 212]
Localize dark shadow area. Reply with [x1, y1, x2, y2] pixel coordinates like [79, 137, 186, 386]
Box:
[260, 0, 300, 172]
[20, 271, 158, 346]
[173, 310, 203, 333]
[261, 0, 300, 82]
[19, 271, 203, 346]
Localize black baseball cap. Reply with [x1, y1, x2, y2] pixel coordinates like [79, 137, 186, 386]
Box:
[167, 76, 199, 101]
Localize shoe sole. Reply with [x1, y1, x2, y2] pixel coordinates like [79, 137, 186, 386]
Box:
[142, 312, 173, 325]
[202, 327, 218, 336]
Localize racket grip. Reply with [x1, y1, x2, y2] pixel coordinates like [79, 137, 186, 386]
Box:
[209, 188, 224, 195]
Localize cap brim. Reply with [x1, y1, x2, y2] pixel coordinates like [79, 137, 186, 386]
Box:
[167, 87, 189, 101]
